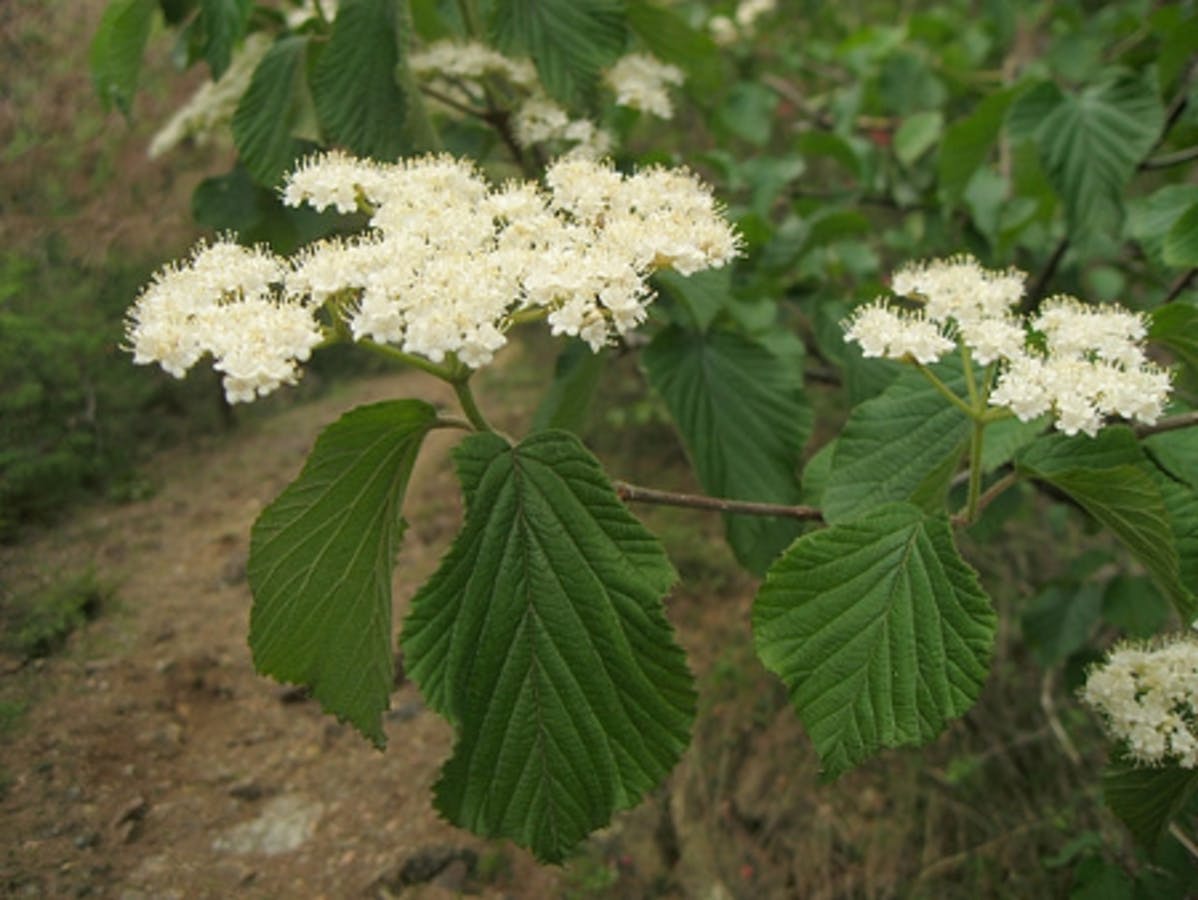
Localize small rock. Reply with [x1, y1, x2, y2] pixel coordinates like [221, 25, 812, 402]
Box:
[73, 830, 101, 850]
[229, 781, 268, 802]
[212, 794, 323, 856]
[109, 796, 149, 845]
[373, 846, 478, 891]
[386, 700, 423, 723]
[220, 551, 248, 586]
[277, 686, 311, 704]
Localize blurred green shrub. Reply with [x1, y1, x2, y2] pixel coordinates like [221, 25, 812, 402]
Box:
[0, 241, 229, 540]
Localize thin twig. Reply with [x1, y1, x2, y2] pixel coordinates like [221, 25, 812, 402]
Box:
[1135, 410, 1198, 438]
[613, 482, 824, 522]
[1143, 59, 1196, 165]
[1023, 236, 1070, 312]
[419, 84, 487, 120]
[1040, 669, 1082, 767]
[913, 821, 1048, 884]
[1164, 267, 1197, 304]
[952, 472, 1019, 528]
[1169, 822, 1198, 863]
[1140, 145, 1198, 171]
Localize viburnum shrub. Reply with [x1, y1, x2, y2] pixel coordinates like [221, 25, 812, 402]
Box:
[94, 0, 1198, 872]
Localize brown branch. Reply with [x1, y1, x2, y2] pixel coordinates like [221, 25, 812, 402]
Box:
[1135, 410, 1198, 438]
[613, 482, 824, 522]
[1022, 237, 1070, 313]
[951, 471, 1020, 528]
[1140, 145, 1198, 171]
[1164, 267, 1197, 304]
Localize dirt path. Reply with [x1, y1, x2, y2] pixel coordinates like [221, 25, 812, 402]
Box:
[1, 371, 569, 898]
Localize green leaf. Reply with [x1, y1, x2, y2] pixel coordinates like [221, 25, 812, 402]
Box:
[626, 0, 721, 93]
[1005, 80, 1064, 142]
[90, 0, 157, 113]
[192, 165, 269, 234]
[1033, 74, 1165, 236]
[1145, 426, 1198, 489]
[1149, 304, 1198, 373]
[402, 431, 694, 863]
[1020, 583, 1102, 667]
[653, 268, 731, 332]
[1102, 575, 1171, 638]
[1163, 202, 1198, 268]
[894, 110, 943, 166]
[823, 364, 970, 524]
[1126, 185, 1198, 268]
[310, 0, 409, 162]
[200, 0, 250, 79]
[1104, 758, 1198, 852]
[717, 81, 778, 147]
[939, 88, 1015, 202]
[754, 502, 995, 778]
[796, 131, 863, 179]
[531, 340, 605, 434]
[980, 415, 1047, 474]
[642, 326, 812, 574]
[1016, 431, 1196, 621]
[232, 35, 311, 185]
[490, 0, 626, 105]
[248, 400, 438, 748]
[1153, 471, 1198, 606]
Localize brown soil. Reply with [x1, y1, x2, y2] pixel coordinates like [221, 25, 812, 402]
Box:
[1, 372, 570, 898]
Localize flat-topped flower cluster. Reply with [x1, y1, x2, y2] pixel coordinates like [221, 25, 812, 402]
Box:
[410, 41, 685, 160]
[1081, 635, 1198, 769]
[843, 255, 1172, 436]
[126, 153, 739, 402]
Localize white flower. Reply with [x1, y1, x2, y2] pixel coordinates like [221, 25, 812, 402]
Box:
[149, 33, 272, 159]
[126, 239, 321, 403]
[735, 0, 777, 29]
[282, 150, 388, 214]
[1034, 295, 1148, 368]
[842, 301, 954, 364]
[1081, 635, 1198, 769]
[604, 53, 685, 119]
[708, 15, 738, 45]
[891, 255, 1025, 330]
[408, 40, 537, 90]
[129, 152, 741, 397]
[848, 256, 1173, 436]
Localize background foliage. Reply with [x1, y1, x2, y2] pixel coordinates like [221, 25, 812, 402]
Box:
[6, 0, 1196, 893]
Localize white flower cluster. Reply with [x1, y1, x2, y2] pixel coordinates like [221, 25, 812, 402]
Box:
[512, 96, 613, 160]
[603, 54, 685, 119]
[989, 297, 1171, 436]
[408, 40, 538, 101]
[1081, 636, 1198, 768]
[843, 256, 1171, 437]
[709, 0, 778, 45]
[149, 33, 271, 159]
[128, 152, 739, 399]
[126, 240, 323, 403]
[410, 41, 686, 158]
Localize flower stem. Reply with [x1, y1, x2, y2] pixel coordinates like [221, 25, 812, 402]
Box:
[960, 346, 980, 408]
[914, 362, 976, 419]
[965, 419, 985, 524]
[452, 377, 494, 432]
[360, 340, 457, 381]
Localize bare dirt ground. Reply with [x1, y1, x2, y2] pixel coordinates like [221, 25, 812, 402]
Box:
[0, 361, 797, 900]
[0, 371, 578, 898]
